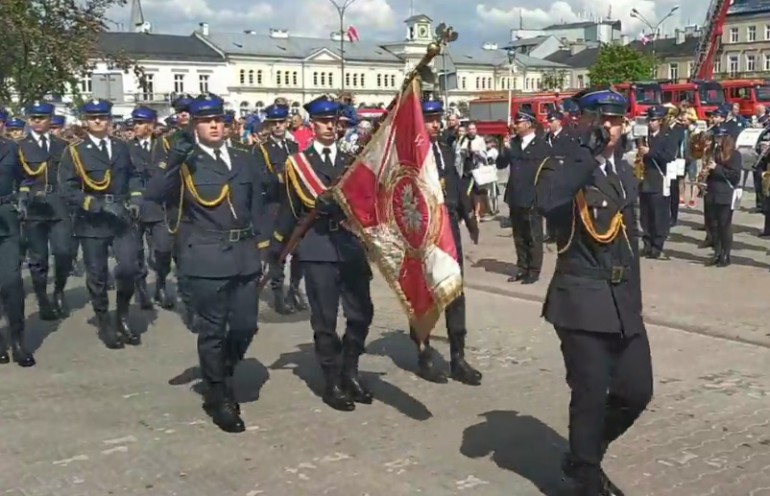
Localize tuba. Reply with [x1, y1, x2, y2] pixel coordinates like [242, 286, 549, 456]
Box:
[634, 137, 647, 181]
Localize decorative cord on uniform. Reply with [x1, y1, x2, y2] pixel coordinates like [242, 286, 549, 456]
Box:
[70, 146, 111, 191]
[18, 148, 50, 193]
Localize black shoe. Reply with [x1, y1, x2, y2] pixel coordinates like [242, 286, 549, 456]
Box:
[341, 359, 373, 404]
[153, 281, 175, 309]
[416, 347, 448, 384]
[716, 254, 731, 267]
[562, 454, 624, 496]
[0, 350, 8, 364]
[507, 271, 526, 283]
[704, 254, 721, 267]
[11, 344, 35, 368]
[521, 272, 539, 285]
[450, 356, 482, 385]
[34, 285, 59, 321]
[116, 300, 141, 346]
[52, 289, 69, 318]
[322, 383, 356, 411]
[204, 400, 245, 433]
[287, 285, 309, 311]
[135, 280, 154, 310]
[640, 246, 651, 257]
[272, 287, 294, 315]
[97, 312, 124, 350]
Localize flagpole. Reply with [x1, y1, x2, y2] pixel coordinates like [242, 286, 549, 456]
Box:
[329, 0, 357, 95]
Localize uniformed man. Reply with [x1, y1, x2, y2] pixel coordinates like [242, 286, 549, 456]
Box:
[5, 118, 25, 141]
[534, 88, 653, 496]
[0, 108, 34, 367]
[129, 106, 175, 310]
[253, 103, 306, 314]
[59, 99, 143, 350]
[496, 110, 549, 284]
[545, 110, 573, 242]
[637, 105, 677, 259]
[50, 115, 66, 137]
[267, 96, 374, 412]
[146, 93, 266, 433]
[17, 101, 74, 319]
[412, 100, 482, 386]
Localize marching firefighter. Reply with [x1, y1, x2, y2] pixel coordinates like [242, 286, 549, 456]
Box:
[146, 93, 267, 433]
[411, 100, 482, 386]
[253, 103, 307, 314]
[128, 106, 175, 309]
[0, 108, 34, 367]
[17, 101, 74, 320]
[267, 96, 374, 413]
[535, 88, 653, 496]
[59, 99, 143, 350]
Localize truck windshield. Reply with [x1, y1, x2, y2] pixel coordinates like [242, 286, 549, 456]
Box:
[634, 86, 661, 105]
[699, 84, 724, 105]
[756, 85, 770, 102]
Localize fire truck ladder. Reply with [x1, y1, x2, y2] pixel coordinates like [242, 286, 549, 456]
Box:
[690, 0, 731, 80]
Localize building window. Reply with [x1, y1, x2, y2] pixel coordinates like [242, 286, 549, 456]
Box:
[766, 25, 770, 40]
[390, 75, 395, 87]
[276, 71, 282, 86]
[199, 74, 209, 93]
[321, 72, 326, 86]
[257, 70, 263, 85]
[729, 55, 739, 76]
[377, 74, 382, 87]
[142, 73, 154, 101]
[79, 73, 92, 93]
[747, 54, 757, 72]
[686, 62, 693, 78]
[361, 74, 365, 87]
[668, 63, 679, 80]
[748, 26, 757, 42]
[577, 74, 584, 88]
[345, 73, 350, 87]
[461, 77, 466, 89]
[248, 70, 254, 85]
[714, 59, 722, 74]
[313, 72, 318, 86]
[487, 77, 493, 89]
[730, 27, 739, 43]
[173, 74, 185, 94]
[765, 54, 770, 71]
[292, 71, 298, 86]
[239, 70, 245, 85]
[353, 74, 359, 87]
[328, 73, 333, 87]
[475, 77, 480, 89]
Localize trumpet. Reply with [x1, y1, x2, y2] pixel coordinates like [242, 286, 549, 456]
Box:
[634, 137, 647, 181]
[696, 138, 715, 198]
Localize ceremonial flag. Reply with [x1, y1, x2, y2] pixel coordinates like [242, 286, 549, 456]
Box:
[332, 78, 463, 339]
[346, 25, 360, 42]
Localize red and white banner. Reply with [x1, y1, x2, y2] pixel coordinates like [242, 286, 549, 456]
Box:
[346, 26, 360, 42]
[332, 78, 463, 339]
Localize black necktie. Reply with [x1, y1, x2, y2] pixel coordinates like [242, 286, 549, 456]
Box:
[214, 148, 227, 168]
[99, 139, 109, 160]
[322, 147, 333, 169]
[605, 164, 624, 198]
[143, 140, 150, 153]
[39, 135, 47, 152]
[432, 142, 445, 170]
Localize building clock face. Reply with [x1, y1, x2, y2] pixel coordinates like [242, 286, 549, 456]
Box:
[418, 25, 428, 38]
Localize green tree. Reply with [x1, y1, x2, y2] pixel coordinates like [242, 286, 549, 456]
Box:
[0, 0, 140, 109]
[587, 44, 657, 87]
[541, 70, 568, 90]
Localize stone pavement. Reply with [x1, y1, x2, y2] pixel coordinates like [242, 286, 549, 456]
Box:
[1, 200, 770, 495]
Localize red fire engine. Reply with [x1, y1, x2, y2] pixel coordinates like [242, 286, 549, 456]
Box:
[468, 91, 575, 137]
[721, 79, 770, 117]
[613, 82, 662, 117]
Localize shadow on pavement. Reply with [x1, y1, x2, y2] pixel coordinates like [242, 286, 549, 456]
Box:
[460, 410, 570, 496]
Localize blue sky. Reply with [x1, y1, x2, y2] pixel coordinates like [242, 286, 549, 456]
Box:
[111, 0, 709, 47]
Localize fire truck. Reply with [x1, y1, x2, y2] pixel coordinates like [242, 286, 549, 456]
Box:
[721, 79, 770, 117]
[661, 80, 724, 119]
[613, 82, 662, 117]
[468, 91, 574, 137]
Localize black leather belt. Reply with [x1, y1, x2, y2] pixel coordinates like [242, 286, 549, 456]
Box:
[92, 193, 125, 204]
[556, 263, 630, 284]
[193, 225, 254, 242]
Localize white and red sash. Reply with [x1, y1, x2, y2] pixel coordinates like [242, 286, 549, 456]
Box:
[286, 152, 328, 207]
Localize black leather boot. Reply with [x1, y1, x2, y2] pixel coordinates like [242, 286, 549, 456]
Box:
[562, 454, 624, 496]
[717, 252, 731, 267]
[10, 323, 35, 367]
[153, 277, 174, 309]
[97, 311, 123, 349]
[415, 344, 448, 383]
[106, 270, 115, 291]
[287, 283, 309, 311]
[116, 292, 140, 346]
[203, 385, 245, 433]
[32, 279, 58, 321]
[272, 286, 294, 315]
[51, 270, 70, 318]
[0, 330, 9, 364]
[322, 367, 355, 411]
[449, 334, 482, 386]
[135, 278, 154, 310]
[341, 355, 373, 404]
[704, 251, 721, 267]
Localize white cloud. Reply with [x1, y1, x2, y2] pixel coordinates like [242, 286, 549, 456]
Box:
[141, 0, 274, 25]
[294, 0, 397, 37]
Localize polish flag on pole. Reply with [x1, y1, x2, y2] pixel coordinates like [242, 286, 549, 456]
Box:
[346, 25, 360, 42]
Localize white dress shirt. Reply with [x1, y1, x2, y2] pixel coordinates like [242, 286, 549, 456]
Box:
[88, 133, 112, 160]
[139, 138, 151, 152]
[520, 132, 536, 150]
[198, 141, 232, 169]
[29, 130, 51, 152]
[313, 140, 337, 165]
[595, 154, 626, 198]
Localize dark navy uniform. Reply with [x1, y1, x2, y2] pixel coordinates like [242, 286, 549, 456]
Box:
[146, 94, 266, 433]
[411, 100, 483, 387]
[704, 125, 742, 267]
[253, 103, 305, 314]
[0, 110, 35, 367]
[267, 96, 374, 413]
[18, 101, 75, 320]
[59, 99, 143, 350]
[638, 105, 677, 258]
[128, 106, 175, 310]
[535, 89, 652, 496]
[496, 110, 550, 283]
[545, 111, 574, 241]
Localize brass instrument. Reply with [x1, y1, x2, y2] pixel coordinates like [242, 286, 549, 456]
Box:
[634, 137, 647, 181]
[696, 137, 715, 198]
[689, 131, 708, 159]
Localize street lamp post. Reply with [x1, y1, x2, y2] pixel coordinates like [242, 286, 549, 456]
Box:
[328, 0, 357, 94]
[507, 48, 516, 127]
[630, 6, 679, 76]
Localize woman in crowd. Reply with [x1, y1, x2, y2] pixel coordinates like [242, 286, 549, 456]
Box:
[704, 126, 742, 267]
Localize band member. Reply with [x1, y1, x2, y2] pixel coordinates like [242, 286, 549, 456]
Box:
[147, 93, 266, 433]
[128, 106, 175, 309]
[17, 101, 74, 319]
[411, 100, 482, 385]
[496, 110, 549, 284]
[703, 126, 742, 267]
[59, 99, 143, 350]
[253, 103, 306, 314]
[267, 96, 374, 412]
[0, 109, 34, 367]
[756, 129, 770, 237]
[535, 88, 653, 496]
[638, 105, 676, 259]
[5, 118, 25, 141]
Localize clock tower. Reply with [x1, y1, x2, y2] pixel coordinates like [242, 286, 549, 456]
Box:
[404, 14, 433, 44]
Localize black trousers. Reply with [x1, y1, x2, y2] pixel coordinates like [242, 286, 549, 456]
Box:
[303, 260, 374, 371]
[556, 328, 653, 476]
[510, 206, 543, 275]
[669, 178, 681, 225]
[26, 218, 74, 290]
[80, 228, 140, 314]
[753, 169, 765, 208]
[0, 232, 25, 344]
[269, 255, 303, 290]
[705, 202, 733, 256]
[188, 274, 259, 396]
[137, 220, 174, 281]
[639, 192, 670, 252]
